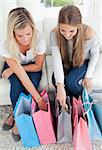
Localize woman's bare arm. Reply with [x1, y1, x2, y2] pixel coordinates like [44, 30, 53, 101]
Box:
[23, 54, 45, 72]
[4, 57, 47, 110]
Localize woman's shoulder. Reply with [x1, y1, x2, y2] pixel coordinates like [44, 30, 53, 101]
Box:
[84, 25, 96, 40]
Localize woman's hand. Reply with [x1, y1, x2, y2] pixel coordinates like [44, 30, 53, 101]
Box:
[37, 98, 48, 111]
[82, 77, 92, 92]
[56, 83, 66, 107]
[2, 68, 13, 79]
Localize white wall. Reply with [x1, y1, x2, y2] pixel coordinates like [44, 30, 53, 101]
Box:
[82, 0, 102, 49]
[0, 0, 61, 40]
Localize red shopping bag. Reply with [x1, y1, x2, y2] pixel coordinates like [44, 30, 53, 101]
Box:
[72, 97, 92, 150]
[31, 89, 56, 144]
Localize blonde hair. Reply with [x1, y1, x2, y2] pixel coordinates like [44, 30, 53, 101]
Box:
[6, 7, 37, 60]
[55, 5, 85, 68]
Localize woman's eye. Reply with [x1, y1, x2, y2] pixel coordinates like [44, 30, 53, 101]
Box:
[61, 30, 65, 32]
[27, 34, 31, 36]
[18, 35, 23, 38]
[70, 30, 74, 33]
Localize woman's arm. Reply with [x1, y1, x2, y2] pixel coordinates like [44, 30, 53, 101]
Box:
[50, 31, 66, 106]
[50, 32, 64, 84]
[82, 27, 99, 92]
[23, 54, 45, 72]
[85, 26, 99, 79]
[4, 57, 47, 110]
[2, 54, 45, 78]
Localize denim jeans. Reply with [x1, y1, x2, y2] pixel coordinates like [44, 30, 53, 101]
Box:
[52, 60, 88, 97]
[3, 63, 42, 110]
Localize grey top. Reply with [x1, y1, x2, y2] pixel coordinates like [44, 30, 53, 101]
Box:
[50, 31, 99, 84]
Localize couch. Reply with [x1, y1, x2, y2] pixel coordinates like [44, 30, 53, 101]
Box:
[0, 17, 102, 105]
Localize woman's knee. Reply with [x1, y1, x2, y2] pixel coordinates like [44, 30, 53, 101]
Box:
[65, 75, 83, 95]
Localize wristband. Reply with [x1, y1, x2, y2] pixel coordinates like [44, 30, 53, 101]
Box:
[36, 95, 42, 103]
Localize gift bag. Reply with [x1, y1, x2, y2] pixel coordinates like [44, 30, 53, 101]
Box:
[14, 92, 40, 148]
[56, 97, 72, 143]
[72, 97, 92, 150]
[82, 89, 102, 140]
[32, 89, 56, 144]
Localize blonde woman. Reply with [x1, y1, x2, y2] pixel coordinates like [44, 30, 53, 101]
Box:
[50, 5, 99, 106]
[0, 7, 47, 141]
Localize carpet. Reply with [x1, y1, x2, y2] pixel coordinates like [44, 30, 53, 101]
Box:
[0, 105, 102, 150]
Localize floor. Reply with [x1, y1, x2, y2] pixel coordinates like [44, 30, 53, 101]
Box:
[0, 105, 102, 150]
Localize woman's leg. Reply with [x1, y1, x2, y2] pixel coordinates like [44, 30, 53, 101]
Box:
[2, 63, 24, 110]
[11, 70, 42, 142]
[9, 74, 24, 110]
[9, 70, 42, 109]
[27, 70, 42, 89]
[65, 61, 88, 97]
[2, 63, 23, 131]
[3, 62, 42, 109]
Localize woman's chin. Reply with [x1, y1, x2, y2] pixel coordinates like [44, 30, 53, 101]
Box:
[21, 42, 30, 46]
[66, 37, 72, 40]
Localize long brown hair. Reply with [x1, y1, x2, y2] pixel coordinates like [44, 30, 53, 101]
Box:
[56, 5, 85, 68]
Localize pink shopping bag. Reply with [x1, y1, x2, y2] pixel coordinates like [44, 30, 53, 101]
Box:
[72, 97, 92, 150]
[31, 89, 56, 144]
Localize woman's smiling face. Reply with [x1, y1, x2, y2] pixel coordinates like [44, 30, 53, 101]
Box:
[59, 23, 78, 40]
[14, 24, 33, 46]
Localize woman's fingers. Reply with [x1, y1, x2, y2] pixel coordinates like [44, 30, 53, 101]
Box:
[62, 103, 68, 111]
[82, 78, 92, 92]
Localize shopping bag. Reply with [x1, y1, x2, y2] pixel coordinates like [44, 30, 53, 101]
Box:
[49, 98, 58, 138]
[75, 117, 92, 150]
[91, 92, 102, 132]
[57, 97, 72, 143]
[14, 92, 40, 148]
[72, 97, 92, 150]
[32, 89, 56, 144]
[82, 89, 102, 140]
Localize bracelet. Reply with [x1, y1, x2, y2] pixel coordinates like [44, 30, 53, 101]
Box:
[56, 82, 65, 88]
[36, 95, 42, 103]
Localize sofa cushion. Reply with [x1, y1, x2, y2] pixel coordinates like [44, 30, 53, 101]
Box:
[35, 19, 43, 33]
[43, 17, 57, 55]
[45, 55, 55, 90]
[0, 78, 11, 105]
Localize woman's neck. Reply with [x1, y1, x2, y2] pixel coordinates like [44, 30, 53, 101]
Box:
[19, 44, 30, 55]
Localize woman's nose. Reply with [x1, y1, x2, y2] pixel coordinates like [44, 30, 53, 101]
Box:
[65, 32, 70, 37]
[22, 36, 28, 42]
